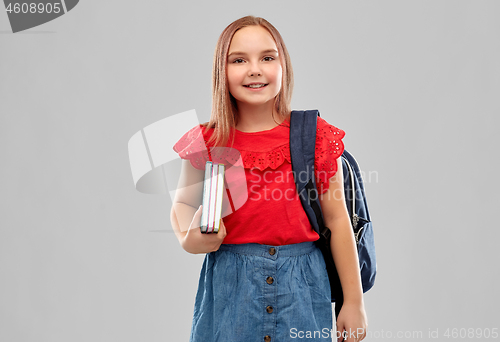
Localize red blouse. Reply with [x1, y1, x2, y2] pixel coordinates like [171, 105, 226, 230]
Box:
[172, 115, 345, 246]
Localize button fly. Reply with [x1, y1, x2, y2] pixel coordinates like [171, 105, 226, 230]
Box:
[266, 305, 273, 313]
[266, 276, 274, 284]
[268, 247, 276, 255]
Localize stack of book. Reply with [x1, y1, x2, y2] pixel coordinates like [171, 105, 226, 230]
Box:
[201, 161, 225, 233]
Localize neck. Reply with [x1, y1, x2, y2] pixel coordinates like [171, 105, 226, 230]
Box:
[235, 101, 282, 132]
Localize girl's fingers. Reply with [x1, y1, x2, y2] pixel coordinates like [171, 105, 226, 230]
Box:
[208, 220, 226, 252]
[336, 323, 344, 342]
[218, 219, 227, 237]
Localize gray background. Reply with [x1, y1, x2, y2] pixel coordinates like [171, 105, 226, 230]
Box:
[1, 1, 499, 341]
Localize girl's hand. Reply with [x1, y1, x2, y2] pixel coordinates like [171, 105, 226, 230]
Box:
[181, 205, 227, 254]
[336, 302, 367, 342]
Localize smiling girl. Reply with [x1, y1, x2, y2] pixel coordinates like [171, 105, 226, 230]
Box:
[171, 16, 367, 342]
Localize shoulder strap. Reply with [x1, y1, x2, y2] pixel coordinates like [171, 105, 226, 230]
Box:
[289, 110, 318, 192]
[290, 110, 326, 236]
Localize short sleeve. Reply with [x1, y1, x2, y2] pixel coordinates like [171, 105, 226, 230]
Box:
[172, 125, 211, 170]
[314, 116, 346, 194]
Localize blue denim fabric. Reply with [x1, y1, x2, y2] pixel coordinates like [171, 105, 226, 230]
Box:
[189, 241, 333, 342]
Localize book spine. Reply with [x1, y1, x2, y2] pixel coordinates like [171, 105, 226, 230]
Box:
[208, 163, 218, 233]
[214, 164, 225, 233]
[200, 161, 212, 233]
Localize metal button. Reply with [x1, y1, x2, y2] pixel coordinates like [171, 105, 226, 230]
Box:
[268, 247, 276, 255]
[264, 335, 271, 342]
[266, 305, 273, 313]
[266, 276, 274, 284]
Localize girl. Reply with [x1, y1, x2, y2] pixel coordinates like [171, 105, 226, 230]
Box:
[170, 15, 367, 342]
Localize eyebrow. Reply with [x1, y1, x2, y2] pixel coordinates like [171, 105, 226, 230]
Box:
[228, 49, 278, 57]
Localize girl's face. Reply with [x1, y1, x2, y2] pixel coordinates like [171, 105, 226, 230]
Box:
[226, 25, 282, 109]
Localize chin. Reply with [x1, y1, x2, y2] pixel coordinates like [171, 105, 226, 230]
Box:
[241, 98, 275, 106]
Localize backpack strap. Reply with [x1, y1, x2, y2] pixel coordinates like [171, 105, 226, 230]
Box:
[289, 110, 326, 236]
[291, 111, 376, 313]
[290, 110, 343, 310]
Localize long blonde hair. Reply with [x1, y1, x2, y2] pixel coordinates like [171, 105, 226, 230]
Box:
[203, 15, 294, 148]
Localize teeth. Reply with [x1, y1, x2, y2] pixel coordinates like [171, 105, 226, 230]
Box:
[246, 84, 266, 88]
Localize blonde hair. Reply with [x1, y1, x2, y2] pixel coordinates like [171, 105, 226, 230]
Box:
[203, 15, 294, 147]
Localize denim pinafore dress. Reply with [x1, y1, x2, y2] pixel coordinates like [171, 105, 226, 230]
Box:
[189, 241, 333, 342]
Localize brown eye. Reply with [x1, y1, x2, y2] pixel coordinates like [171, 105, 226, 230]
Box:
[263, 56, 274, 61]
[232, 58, 244, 64]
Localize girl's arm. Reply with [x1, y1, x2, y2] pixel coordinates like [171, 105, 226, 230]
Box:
[319, 157, 367, 341]
[170, 159, 227, 254]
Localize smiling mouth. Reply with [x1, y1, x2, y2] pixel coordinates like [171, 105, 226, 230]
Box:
[244, 83, 268, 88]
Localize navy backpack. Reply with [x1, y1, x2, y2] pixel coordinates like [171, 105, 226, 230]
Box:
[289, 110, 376, 318]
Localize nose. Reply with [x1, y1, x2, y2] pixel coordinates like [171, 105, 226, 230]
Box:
[247, 61, 262, 77]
